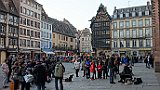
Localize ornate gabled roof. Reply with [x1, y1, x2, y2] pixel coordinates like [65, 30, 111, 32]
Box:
[97, 3, 106, 13]
[0, 0, 7, 12]
[90, 3, 111, 27]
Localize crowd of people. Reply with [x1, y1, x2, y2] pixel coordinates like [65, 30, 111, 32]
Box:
[73, 53, 153, 84]
[0, 52, 154, 90]
[1, 54, 65, 90]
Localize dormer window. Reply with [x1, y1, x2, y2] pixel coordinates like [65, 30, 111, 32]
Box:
[145, 10, 149, 15]
[125, 13, 129, 17]
[138, 11, 142, 16]
[133, 8, 136, 11]
[132, 12, 136, 17]
[113, 14, 117, 19]
[120, 13, 123, 18]
[10, 6, 14, 12]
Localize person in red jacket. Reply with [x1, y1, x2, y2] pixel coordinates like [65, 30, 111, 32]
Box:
[97, 62, 102, 79]
[90, 61, 96, 80]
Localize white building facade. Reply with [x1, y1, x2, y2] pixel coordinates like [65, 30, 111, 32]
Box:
[80, 28, 92, 53]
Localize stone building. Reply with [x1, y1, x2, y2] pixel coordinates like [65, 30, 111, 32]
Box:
[79, 28, 92, 54]
[0, 0, 19, 64]
[111, 2, 152, 57]
[90, 4, 112, 56]
[19, 0, 42, 60]
[41, 8, 53, 58]
[51, 18, 77, 56]
[151, 0, 160, 72]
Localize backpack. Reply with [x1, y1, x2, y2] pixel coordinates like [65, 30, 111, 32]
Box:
[54, 63, 64, 77]
[134, 77, 142, 85]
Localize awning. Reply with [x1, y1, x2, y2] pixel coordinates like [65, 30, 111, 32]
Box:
[42, 48, 55, 54]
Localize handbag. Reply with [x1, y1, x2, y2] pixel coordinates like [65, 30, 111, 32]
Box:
[24, 74, 34, 83]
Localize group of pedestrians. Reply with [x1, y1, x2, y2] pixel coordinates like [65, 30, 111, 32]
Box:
[74, 54, 122, 84]
[1, 54, 65, 90]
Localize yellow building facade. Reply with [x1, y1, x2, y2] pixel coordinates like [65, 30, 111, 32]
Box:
[52, 32, 76, 56]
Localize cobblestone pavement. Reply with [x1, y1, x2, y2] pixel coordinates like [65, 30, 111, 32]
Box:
[1, 63, 160, 90]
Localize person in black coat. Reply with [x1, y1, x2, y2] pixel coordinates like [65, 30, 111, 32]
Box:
[118, 64, 132, 83]
[108, 54, 116, 84]
[33, 61, 47, 90]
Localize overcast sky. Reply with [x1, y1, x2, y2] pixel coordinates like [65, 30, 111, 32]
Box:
[37, 0, 150, 30]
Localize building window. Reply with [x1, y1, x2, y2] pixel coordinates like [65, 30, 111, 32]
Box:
[119, 30, 124, 38]
[138, 11, 142, 16]
[9, 15, 14, 24]
[113, 14, 117, 19]
[70, 38, 73, 42]
[139, 29, 143, 37]
[138, 19, 143, 27]
[0, 24, 5, 33]
[145, 10, 149, 15]
[139, 40, 143, 47]
[27, 40, 30, 47]
[0, 14, 5, 22]
[132, 12, 136, 17]
[125, 13, 129, 17]
[119, 21, 124, 28]
[125, 21, 130, 28]
[113, 41, 118, 48]
[132, 20, 136, 27]
[66, 37, 68, 41]
[23, 18, 26, 25]
[132, 29, 137, 38]
[26, 9, 30, 16]
[31, 31, 34, 37]
[82, 38, 84, 41]
[120, 40, 124, 47]
[14, 17, 18, 25]
[38, 32, 40, 38]
[113, 22, 117, 29]
[126, 40, 130, 47]
[146, 39, 151, 47]
[145, 19, 150, 26]
[0, 38, 4, 47]
[27, 19, 30, 26]
[145, 28, 152, 37]
[113, 30, 118, 38]
[31, 41, 34, 47]
[22, 7, 26, 14]
[132, 40, 137, 47]
[53, 34, 55, 38]
[120, 13, 123, 18]
[27, 30, 30, 36]
[126, 30, 130, 38]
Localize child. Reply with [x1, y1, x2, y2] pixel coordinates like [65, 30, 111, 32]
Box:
[97, 62, 102, 79]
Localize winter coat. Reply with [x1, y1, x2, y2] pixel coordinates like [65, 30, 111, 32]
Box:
[33, 64, 47, 84]
[54, 63, 65, 78]
[90, 62, 96, 73]
[97, 64, 102, 73]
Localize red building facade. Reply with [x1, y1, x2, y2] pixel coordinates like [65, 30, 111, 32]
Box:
[152, 0, 160, 72]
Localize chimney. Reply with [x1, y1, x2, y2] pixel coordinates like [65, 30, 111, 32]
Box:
[114, 6, 116, 10]
[147, 1, 150, 6]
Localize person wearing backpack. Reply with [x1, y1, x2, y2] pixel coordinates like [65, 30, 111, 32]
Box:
[54, 60, 65, 90]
